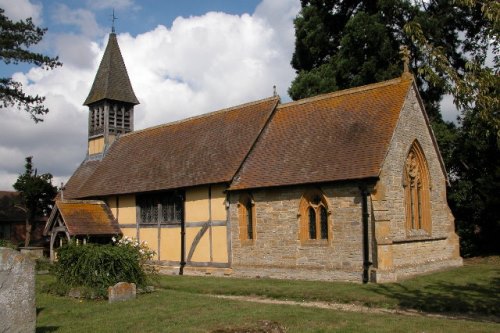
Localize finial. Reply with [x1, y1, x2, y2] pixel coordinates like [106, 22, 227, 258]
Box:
[400, 45, 411, 78]
[273, 85, 277, 97]
[111, 9, 118, 33]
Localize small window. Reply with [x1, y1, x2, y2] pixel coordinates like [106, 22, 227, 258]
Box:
[404, 140, 431, 234]
[137, 191, 184, 225]
[238, 193, 256, 244]
[299, 189, 330, 243]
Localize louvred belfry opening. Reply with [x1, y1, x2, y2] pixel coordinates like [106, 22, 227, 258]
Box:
[84, 32, 139, 156]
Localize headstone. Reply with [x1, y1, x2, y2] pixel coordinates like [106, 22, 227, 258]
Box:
[0, 247, 36, 333]
[108, 282, 136, 303]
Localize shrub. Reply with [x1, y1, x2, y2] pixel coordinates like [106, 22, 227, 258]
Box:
[52, 237, 155, 298]
[0, 239, 16, 249]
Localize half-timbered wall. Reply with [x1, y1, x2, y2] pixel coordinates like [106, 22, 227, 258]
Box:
[106, 184, 229, 268]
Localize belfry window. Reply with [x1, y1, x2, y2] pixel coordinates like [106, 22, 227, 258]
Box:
[299, 189, 330, 242]
[403, 141, 431, 234]
[137, 191, 184, 225]
[238, 193, 256, 244]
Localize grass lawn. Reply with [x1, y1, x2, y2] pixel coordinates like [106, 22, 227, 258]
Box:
[36, 256, 499, 332]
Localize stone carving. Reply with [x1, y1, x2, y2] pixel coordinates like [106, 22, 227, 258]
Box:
[406, 151, 420, 186]
[0, 247, 36, 333]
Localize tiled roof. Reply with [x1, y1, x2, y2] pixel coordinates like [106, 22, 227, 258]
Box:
[63, 160, 100, 199]
[230, 78, 413, 190]
[45, 200, 120, 236]
[84, 33, 139, 105]
[70, 97, 279, 198]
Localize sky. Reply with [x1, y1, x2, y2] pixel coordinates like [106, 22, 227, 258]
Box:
[0, 0, 302, 190]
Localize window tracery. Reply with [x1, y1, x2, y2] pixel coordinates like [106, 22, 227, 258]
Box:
[404, 141, 431, 234]
[299, 189, 330, 243]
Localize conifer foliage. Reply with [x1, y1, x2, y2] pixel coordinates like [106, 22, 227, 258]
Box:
[13, 156, 57, 247]
[0, 8, 62, 122]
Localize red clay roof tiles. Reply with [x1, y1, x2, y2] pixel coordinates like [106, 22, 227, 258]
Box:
[69, 97, 279, 198]
[66, 77, 413, 197]
[46, 200, 120, 236]
[229, 77, 412, 190]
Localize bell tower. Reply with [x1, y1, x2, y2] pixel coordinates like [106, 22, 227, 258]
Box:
[83, 32, 139, 158]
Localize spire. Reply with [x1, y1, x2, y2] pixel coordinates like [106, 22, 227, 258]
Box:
[84, 33, 139, 106]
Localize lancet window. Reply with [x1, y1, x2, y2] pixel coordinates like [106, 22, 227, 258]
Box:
[403, 141, 431, 234]
[299, 189, 330, 242]
[238, 193, 256, 244]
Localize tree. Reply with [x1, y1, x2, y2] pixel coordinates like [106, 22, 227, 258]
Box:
[404, 0, 499, 255]
[13, 156, 57, 247]
[0, 8, 62, 122]
[289, 0, 486, 121]
[405, 0, 499, 138]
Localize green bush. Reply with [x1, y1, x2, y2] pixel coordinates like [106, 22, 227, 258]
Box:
[52, 237, 155, 297]
[0, 239, 16, 249]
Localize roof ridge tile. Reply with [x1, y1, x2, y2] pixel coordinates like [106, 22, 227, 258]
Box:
[278, 77, 410, 109]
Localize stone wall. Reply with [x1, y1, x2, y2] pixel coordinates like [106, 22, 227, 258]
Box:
[0, 247, 36, 333]
[229, 83, 462, 283]
[371, 83, 462, 282]
[229, 184, 369, 282]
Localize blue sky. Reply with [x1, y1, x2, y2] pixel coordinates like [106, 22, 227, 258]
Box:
[0, 0, 301, 190]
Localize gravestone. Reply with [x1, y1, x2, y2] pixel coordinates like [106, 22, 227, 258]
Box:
[0, 247, 36, 333]
[108, 282, 136, 303]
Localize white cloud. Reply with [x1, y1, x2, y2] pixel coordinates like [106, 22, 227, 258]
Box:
[52, 4, 105, 37]
[0, 0, 301, 190]
[0, 0, 42, 24]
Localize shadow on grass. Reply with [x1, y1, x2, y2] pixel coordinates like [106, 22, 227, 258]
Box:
[36, 327, 59, 333]
[373, 276, 500, 319]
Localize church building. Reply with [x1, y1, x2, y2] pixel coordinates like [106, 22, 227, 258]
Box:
[45, 32, 462, 283]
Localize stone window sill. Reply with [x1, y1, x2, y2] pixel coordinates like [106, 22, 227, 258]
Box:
[240, 239, 255, 246]
[300, 239, 330, 247]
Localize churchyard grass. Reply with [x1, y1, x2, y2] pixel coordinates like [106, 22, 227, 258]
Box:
[35, 256, 499, 332]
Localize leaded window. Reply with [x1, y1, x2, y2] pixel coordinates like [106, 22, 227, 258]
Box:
[137, 191, 184, 225]
[299, 189, 330, 242]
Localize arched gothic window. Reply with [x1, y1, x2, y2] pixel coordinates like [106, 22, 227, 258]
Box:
[299, 189, 330, 242]
[238, 193, 256, 244]
[403, 140, 431, 234]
